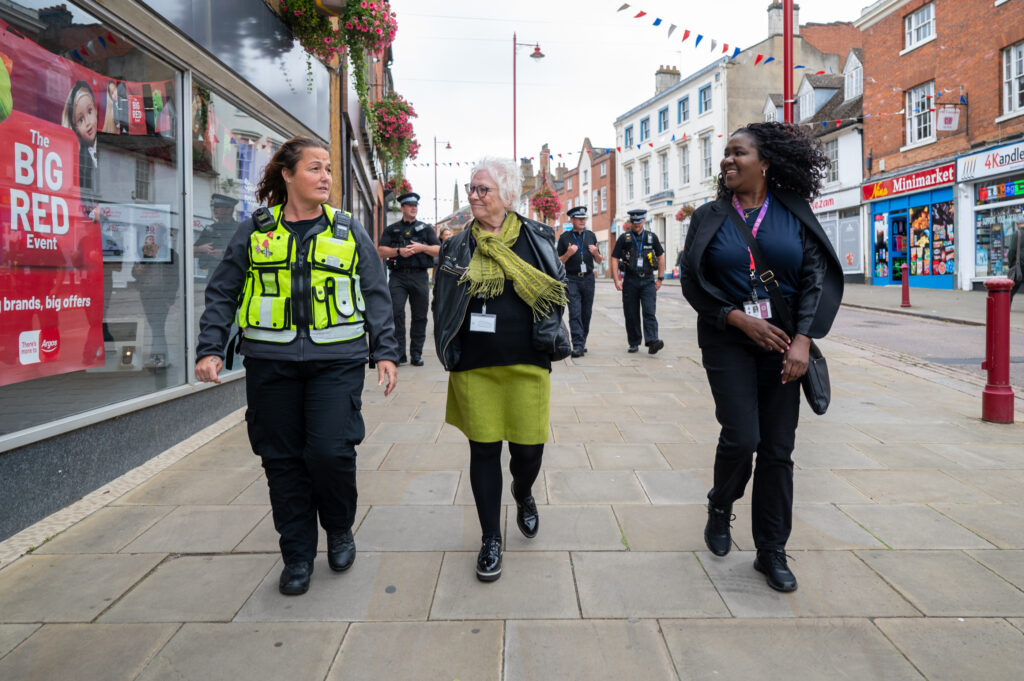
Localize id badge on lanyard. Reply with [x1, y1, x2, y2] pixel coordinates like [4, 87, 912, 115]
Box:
[469, 300, 497, 333]
[734, 195, 772, 320]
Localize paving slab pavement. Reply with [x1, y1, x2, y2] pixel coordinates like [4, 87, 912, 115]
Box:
[1, 281, 1022, 680]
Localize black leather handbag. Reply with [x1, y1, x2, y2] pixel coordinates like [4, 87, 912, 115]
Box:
[728, 206, 831, 415]
[522, 220, 573, 361]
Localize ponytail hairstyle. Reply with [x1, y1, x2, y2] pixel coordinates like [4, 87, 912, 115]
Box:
[255, 136, 329, 207]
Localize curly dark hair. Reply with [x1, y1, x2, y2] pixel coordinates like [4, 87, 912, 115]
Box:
[715, 121, 830, 202]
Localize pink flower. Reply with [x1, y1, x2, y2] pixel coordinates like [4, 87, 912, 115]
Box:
[376, 28, 382, 34]
[361, 1, 367, 6]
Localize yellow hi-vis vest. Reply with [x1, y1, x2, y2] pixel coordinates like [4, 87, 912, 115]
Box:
[236, 203, 366, 344]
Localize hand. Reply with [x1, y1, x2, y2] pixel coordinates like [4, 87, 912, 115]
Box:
[781, 335, 811, 384]
[400, 245, 416, 258]
[566, 244, 579, 256]
[728, 310, 791, 353]
[195, 243, 214, 255]
[195, 355, 223, 384]
[614, 278, 623, 292]
[655, 278, 663, 291]
[588, 244, 600, 256]
[377, 360, 397, 396]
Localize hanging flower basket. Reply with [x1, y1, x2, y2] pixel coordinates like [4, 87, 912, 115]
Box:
[530, 185, 561, 224]
[277, 0, 397, 102]
[675, 203, 695, 221]
[370, 92, 419, 185]
[383, 177, 412, 198]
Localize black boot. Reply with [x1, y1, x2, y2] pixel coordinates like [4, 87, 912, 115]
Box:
[704, 504, 734, 556]
[754, 549, 798, 592]
[511, 482, 539, 538]
[279, 560, 313, 595]
[327, 530, 356, 572]
[476, 537, 503, 582]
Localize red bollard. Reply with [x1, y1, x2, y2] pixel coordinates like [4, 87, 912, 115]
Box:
[981, 277, 1015, 423]
[900, 263, 911, 307]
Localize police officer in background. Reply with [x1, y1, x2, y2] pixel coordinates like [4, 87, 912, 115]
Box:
[610, 209, 665, 354]
[378, 192, 441, 366]
[557, 206, 604, 357]
[194, 193, 239, 275]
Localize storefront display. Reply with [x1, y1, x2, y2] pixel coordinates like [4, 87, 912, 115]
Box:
[0, 7, 182, 432]
[811, 189, 864, 275]
[864, 163, 955, 288]
[957, 141, 1024, 285]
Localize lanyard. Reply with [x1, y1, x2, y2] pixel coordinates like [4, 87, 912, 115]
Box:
[630, 230, 644, 257]
[732, 193, 770, 301]
[571, 230, 587, 255]
[732, 194, 770, 270]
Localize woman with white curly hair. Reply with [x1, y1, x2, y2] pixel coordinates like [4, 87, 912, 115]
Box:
[433, 157, 568, 582]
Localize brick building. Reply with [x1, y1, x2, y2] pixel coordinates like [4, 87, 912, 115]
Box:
[856, 0, 1024, 290]
[555, 139, 617, 276]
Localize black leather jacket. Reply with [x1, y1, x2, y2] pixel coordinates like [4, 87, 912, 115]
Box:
[432, 213, 565, 371]
[679, 189, 843, 338]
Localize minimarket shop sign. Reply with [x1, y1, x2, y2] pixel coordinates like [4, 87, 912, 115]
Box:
[861, 163, 956, 201]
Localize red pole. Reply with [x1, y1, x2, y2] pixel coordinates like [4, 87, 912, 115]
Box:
[783, 0, 794, 123]
[513, 32, 517, 161]
[982, 277, 1015, 423]
[900, 263, 911, 307]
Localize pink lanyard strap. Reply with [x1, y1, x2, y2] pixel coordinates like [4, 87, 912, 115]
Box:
[732, 194, 770, 270]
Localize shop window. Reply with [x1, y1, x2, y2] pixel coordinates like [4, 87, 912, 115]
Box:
[906, 82, 935, 145]
[190, 85, 288, 364]
[904, 3, 935, 52]
[974, 173, 1024, 277]
[0, 8, 183, 435]
[873, 197, 954, 283]
[1004, 40, 1024, 116]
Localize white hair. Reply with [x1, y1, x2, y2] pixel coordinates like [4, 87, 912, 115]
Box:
[470, 157, 522, 209]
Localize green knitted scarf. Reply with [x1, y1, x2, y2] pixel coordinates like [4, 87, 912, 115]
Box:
[461, 213, 567, 321]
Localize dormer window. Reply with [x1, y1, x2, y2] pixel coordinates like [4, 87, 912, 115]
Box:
[845, 65, 862, 100]
[798, 89, 814, 121]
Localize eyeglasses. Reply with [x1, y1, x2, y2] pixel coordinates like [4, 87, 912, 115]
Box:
[465, 184, 494, 198]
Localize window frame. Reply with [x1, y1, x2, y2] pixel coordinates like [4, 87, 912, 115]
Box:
[698, 85, 712, 114]
[1003, 40, 1024, 117]
[626, 165, 635, 200]
[657, 106, 669, 133]
[845, 65, 863, 100]
[701, 135, 713, 179]
[600, 162, 607, 177]
[658, 151, 669, 191]
[677, 96, 690, 124]
[903, 3, 935, 53]
[641, 159, 651, 195]
[639, 117, 651, 142]
[825, 139, 839, 184]
[624, 125, 634, 147]
[679, 144, 690, 185]
[904, 81, 936, 147]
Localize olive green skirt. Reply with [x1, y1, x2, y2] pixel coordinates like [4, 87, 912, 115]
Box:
[445, 364, 550, 445]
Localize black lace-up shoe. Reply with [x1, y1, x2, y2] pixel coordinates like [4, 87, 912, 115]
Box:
[279, 560, 313, 595]
[704, 504, 734, 556]
[511, 482, 539, 538]
[476, 537, 503, 582]
[754, 549, 798, 592]
[647, 339, 664, 354]
[410, 356, 424, 366]
[327, 530, 356, 572]
[627, 345, 639, 353]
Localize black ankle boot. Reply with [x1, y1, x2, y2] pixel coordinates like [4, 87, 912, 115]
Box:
[754, 549, 797, 592]
[511, 482, 539, 538]
[476, 537, 503, 582]
[704, 504, 734, 556]
[327, 530, 356, 572]
[279, 560, 313, 595]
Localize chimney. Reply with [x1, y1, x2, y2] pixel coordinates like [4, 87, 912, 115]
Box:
[767, 1, 800, 37]
[555, 163, 567, 181]
[655, 65, 681, 94]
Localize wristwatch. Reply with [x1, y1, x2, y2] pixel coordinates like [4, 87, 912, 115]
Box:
[657, 276, 664, 281]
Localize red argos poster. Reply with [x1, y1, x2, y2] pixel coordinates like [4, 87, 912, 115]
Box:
[0, 19, 106, 386]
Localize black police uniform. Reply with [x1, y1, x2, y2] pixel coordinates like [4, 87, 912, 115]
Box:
[379, 217, 441, 363]
[612, 228, 664, 349]
[557, 227, 599, 354]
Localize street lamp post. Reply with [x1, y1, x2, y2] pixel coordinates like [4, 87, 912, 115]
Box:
[513, 32, 545, 161]
[433, 136, 451, 226]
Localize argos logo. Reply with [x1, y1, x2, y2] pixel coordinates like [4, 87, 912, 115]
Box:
[18, 329, 59, 365]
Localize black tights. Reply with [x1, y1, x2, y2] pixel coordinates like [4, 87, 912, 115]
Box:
[469, 440, 544, 541]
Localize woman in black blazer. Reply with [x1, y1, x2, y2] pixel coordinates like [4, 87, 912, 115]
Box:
[680, 122, 843, 592]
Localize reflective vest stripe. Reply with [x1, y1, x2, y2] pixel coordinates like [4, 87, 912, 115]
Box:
[309, 322, 366, 343]
[244, 327, 298, 343]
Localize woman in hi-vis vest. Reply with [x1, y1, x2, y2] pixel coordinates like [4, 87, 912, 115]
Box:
[195, 137, 399, 595]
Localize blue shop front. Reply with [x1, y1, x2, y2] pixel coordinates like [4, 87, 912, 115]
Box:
[865, 162, 957, 289]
